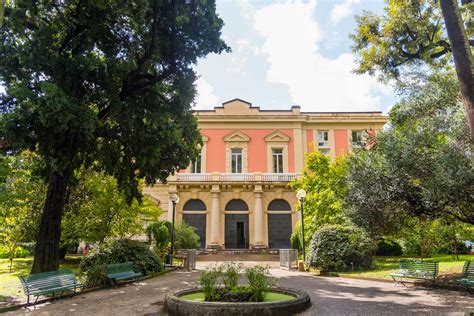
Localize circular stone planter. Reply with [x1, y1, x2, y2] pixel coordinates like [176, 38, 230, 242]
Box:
[164, 287, 311, 316]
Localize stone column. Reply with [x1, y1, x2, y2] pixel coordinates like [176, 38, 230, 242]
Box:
[209, 185, 220, 248]
[253, 186, 265, 249]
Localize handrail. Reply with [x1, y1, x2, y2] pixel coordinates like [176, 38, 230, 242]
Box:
[174, 173, 297, 182]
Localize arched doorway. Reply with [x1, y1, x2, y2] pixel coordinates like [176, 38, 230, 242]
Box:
[267, 199, 292, 249]
[224, 199, 249, 249]
[182, 199, 206, 249]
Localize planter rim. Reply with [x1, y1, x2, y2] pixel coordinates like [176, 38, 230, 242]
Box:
[165, 286, 311, 310]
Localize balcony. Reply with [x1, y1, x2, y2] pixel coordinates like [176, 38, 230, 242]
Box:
[171, 172, 298, 183]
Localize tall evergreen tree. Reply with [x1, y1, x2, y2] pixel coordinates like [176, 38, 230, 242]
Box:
[0, 0, 229, 273]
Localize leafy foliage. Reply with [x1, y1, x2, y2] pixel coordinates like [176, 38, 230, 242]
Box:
[291, 151, 348, 243]
[0, 152, 45, 269]
[198, 264, 275, 303]
[345, 71, 473, 234]
[351, 0, 473, 81]
[145, 220, 171, 258]
[375, 239, 403, 256]
[0, 245, 29, 259]
[220, 262, 242, 290]
[199, 266, 221, 302]
[307, 225, 376, 273]
[245, 266, 276, 302]
[0, 0, 228, 271]
[62, 170, 161, 245]
[290, 222, 302, 252]
[80, 239, 161, 287]
[174, 222, 200, 251]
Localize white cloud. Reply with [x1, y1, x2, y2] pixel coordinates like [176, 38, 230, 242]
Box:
[253, 0, 391, 112]
[330, 0, 360, 24]
[194, 77, 218, 109]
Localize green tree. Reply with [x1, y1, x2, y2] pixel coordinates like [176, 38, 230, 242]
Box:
[351, 0, 474, 141]
[0, 152, 45, 271]
[174, 222, 200, 251]
[145, 220, 171, 258]
[62, 170, 161, 245]
[345, 71, 474, 235]
[0, 0, 228, 272]
[291, 151, 348, 243]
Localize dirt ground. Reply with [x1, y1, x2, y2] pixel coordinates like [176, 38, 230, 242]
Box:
[6, 262, 474, 316]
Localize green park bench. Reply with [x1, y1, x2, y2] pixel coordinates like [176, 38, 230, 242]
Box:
[454, 260, 474, 288]
[106, 262, 142, 286]
[389, 260, 439, 284]
[19, 269, 84, 307]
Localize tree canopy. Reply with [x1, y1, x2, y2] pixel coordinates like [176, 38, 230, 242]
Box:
[0, 0, 229, 272]
[62, 170, 161, 245]
[345, 71, 473, 236]
[291, 151, 348, 242]
[351, 0, 473, 81]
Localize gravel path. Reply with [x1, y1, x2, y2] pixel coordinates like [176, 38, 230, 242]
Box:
[6, 263, 473, 316]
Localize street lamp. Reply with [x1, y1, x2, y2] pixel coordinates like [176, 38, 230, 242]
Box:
[296, 189, 307, 265]
[169, 193, 180, 266]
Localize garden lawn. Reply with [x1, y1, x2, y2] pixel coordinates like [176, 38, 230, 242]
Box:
[0, 256, 81, 307]
[339, 254, 473, 280]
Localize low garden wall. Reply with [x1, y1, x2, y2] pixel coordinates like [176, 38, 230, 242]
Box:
[164, 287, 311, 316]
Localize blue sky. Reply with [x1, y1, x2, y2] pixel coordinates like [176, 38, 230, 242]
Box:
[194, 0, 396, 112]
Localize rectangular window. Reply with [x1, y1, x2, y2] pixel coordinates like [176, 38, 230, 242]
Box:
[191, 152, 201, 173]
[231, 148, 242, 173]
[317, 131, 329, 147]
[351, 130, 366, 148]
[272, 148, 284, 173]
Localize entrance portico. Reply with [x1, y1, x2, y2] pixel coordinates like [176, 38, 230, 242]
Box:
[162, 172, 298, 250]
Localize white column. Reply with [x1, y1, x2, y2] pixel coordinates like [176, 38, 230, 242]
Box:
[253, 190, 264, 248]
[210, 188, 220, 247]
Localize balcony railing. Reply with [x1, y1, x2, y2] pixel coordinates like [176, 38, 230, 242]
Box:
[173, 172, 297, 183]
[261, 173, 297, 182]
[219, 173, 255, 182]
[175, 173, 213, 182]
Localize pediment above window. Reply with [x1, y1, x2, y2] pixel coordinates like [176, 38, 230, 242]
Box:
[264, 131, 290, 142]
[223, 130, 250, 142]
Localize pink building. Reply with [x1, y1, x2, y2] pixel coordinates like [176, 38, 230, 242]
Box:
[144, 99, 387, 249]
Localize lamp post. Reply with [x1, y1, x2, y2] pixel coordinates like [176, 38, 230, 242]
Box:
[296, 189, 307, 264]
[169, 193, 179, 266]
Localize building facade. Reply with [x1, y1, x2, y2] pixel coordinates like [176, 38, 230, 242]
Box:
[144, 99, 387, 250]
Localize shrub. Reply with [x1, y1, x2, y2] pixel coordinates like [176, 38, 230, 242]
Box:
[307, 224, 375, 273]
[290, 222, 302, 252]
[174, 222, 200, 250]
[221, 262, 242, 290]
[375, 239, 403, 256]
[80, 239, 162, 287]
[0, 245, 29, 259]
[245, 265, 276, 302]
[199, 267, 220, 301]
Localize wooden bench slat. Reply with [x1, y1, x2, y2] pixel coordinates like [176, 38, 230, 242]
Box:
[106, 262, 142, 284]
[390, 260, 439, 283]
[19, 269, 84, 306]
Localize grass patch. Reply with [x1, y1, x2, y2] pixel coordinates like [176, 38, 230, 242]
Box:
[264, 292, 294, 302]
[339, 254, 472, 280]
[179, 291, 294, 302]
[0, 256, 82, 307]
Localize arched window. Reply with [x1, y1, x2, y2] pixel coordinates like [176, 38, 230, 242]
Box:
[183, 199, 206, 212]
[225, 199, 249, 211]
[267, 199, 291, 211]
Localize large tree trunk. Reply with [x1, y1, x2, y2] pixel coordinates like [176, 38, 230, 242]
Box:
[440, 0, 474, 142]
[31, 169, 71, 273]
